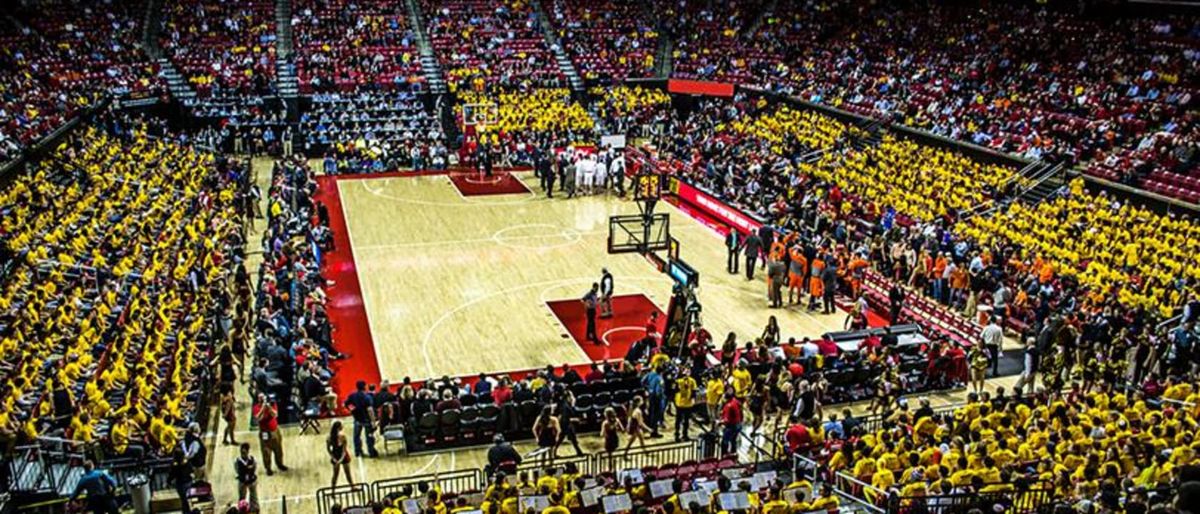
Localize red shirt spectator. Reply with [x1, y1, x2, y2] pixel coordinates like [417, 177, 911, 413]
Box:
[785, 422, 812, 454]
[721, 396, 743, 425]
[787, 361, 805, 378]
[492, 385, 513, 405]
[817, 337, 840, 357]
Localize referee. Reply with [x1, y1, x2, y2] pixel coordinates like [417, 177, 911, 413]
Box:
[583, 283, 600, 343]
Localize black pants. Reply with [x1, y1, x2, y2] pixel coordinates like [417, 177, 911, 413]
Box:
[586, 308, 597, 341]
[545, 178, 555, 197]
[727, 249, 739, 273]
[86, 497, 120, 514]
[674, 405, 692, 440]
[823, 291, 835, 313]
[176, 479, 193, 514]
[745, 255, 756, 279]
[987, 343, 1001, 375]
[557, 427, 583, 455]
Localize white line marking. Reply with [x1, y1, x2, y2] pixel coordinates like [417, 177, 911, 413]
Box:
[600, 326, 645, 347]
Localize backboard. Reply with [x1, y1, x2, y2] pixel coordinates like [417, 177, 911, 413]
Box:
[462, 102, 498, 127]
[607, 213, 670, 254]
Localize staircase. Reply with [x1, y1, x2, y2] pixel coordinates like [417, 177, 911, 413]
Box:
[275, 0, 299, 98]
[158, 57, 198, 101]
[1016, 162, 1067, 205]
[403, 0, 448, 94]
[849, 118, 885, 151]
[654, 26, 673, 78]
[530, 0, 584, 91]
[141, 0, 164, 58]
[743, 0, 778, 36]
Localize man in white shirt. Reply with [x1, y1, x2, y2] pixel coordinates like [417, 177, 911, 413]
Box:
[980, 316, 1005, 376]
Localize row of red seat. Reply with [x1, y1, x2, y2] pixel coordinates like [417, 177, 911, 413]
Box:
[420, 0, 565, 91]
[294, 0, 426, 93]
[160, 0, 278, 97]
[540, 0, 658, 83]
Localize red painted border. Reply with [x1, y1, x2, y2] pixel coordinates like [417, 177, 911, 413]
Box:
[315, 175, 382, 402]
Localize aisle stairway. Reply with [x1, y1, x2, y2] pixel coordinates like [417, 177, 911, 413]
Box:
[275, 0, 299, 98]
[404, 0, 448, 94]
[654, 22, 673, 78]
[530, 0, 584, 91]
[1016, 162, 1067, 205]
[157, 57, 198, 101]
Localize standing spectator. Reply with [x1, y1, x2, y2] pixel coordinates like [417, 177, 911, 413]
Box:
[344, 380, 380, 458]
[182, 422, 207, 480]
[70, 460, 118, 514]
[720, 391, 743, 455]
[642, 368, 665, 438]
[725, 228, 743, 274]
[674, 369, 697, 441]
[235, 442, 258, 507]
[170, 446, 195, 514]
[253, 394, 287, 475]
[981, 316, 1005, 376]
[555, 391, 584, 457]
[743, 231, 762, 280]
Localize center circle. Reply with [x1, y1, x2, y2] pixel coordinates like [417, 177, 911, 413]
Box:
[491, 224, 582, 250]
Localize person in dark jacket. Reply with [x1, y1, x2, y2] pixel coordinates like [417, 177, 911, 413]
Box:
[486, 435, 522, 475]
[743, 233, 762, 280]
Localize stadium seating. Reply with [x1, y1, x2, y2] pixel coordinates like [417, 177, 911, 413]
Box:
[963, 178, 1199, 319]
[0, 119, 245, 457]
[301, 91, 447, 168]
[293, 0, 426, 93]
[10, 0, 164, 100]
[541, 0, 658, 83]
[420, 0, 565, 93]
[160, 0, 277, 97]
[458, 88, 594, 142]
[666, 0, 764, 85]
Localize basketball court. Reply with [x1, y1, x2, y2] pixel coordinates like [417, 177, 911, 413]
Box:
[323, 169, 848, 386]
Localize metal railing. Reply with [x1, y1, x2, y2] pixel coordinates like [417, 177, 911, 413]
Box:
[515, 453, 594, 477]
[592, 440, 699, 473]
[316, 484, 372, 514]
[891, 483, 1055, 514]
[370, 469, 487, 502]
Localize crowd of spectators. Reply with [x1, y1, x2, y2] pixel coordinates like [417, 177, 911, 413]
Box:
[252, 157, 339, 433]
[10, 0, 164, 99]
[788, 383, 1198, 512]
[160, 0, 277, 98]
[458, 88, 594, 153]
[302, 91, 447, 170]
[736, 3, 1198, 202]
[666, 0, 768, 85]
[293, 0, 426, 94]
[421, 0, 566, 93]
[0, 0, 166, 167]
[592, 85, 670, 137]
[541, 0, 659, 84]
[0, 112, 249, 464]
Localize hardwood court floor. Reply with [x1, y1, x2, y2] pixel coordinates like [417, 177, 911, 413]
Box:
[336, 172, 848, 382]
[198, 162, 1025, 514]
